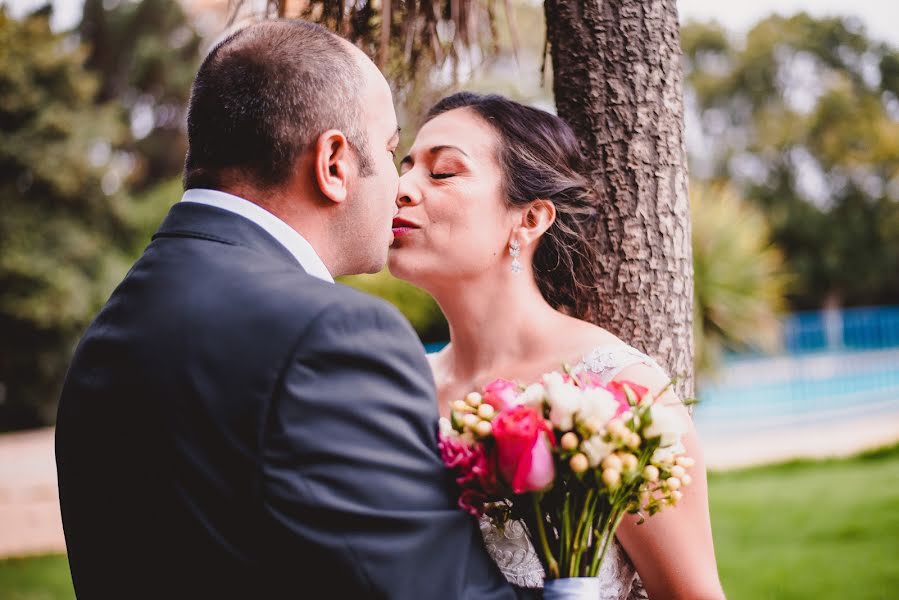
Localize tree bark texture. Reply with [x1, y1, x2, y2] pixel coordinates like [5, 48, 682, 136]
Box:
[544, 0, 694, 397]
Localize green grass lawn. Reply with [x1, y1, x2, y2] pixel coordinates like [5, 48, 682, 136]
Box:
[2, 444, 897, 599]
[708, 443, 899, 599]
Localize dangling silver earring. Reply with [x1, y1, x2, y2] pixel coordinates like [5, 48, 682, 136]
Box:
[510, 239, 522, 274]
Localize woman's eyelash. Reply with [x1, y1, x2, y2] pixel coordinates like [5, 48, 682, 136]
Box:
[431, 173, 455, 179]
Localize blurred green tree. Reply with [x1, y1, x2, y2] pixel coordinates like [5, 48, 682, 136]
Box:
[79, 0, 203, 190]
[691, 182, 790, 374]
[0, 7, 136, 429]
[681, 14, 899, 309]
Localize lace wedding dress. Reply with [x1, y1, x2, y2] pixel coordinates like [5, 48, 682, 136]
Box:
[480, 344, 670, 600]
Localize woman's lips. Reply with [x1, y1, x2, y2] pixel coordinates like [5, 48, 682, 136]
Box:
[392, 227, 415, 238]
[392, 218, 419, 238]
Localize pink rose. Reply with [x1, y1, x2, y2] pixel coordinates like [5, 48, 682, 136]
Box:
[608, 381, 649, 417]
[492, 406, 556, 494]
[482, 378, 519, 411]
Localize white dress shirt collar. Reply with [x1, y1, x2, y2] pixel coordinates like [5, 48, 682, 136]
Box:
[181, 188, 334, 283]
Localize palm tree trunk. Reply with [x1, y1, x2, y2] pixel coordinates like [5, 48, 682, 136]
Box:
[544, 0, 694, 397]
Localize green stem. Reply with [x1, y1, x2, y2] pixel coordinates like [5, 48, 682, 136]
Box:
[532, 494, 560, 579]
[560, 492, 572, 575]
[570, 490, 597, 577]
[589, 508, 626, 576]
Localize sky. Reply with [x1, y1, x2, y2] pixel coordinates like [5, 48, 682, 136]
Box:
[677, 0, 899, 47]
[3, 0, 898, 47]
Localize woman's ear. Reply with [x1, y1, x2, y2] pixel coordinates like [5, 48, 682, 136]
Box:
[313, 130, 351, 204]
[516, 199, 557, 247]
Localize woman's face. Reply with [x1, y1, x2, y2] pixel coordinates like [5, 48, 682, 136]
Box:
[388, 108, 518, 290]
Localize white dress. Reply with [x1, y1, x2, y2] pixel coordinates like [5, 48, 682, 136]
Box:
[480, 344, 670, 599]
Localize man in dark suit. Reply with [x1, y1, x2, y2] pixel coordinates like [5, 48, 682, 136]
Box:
[55, 20, 526, 599]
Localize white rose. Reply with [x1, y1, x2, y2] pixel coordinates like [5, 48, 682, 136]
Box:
[544, 373, 581, 431]
[578, 387, 619, 425]
[644, 404, 687, 447]
[515, 382, 547, 408]
[582, 435, 615, 467]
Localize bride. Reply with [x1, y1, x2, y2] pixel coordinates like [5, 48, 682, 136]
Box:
[388, 92, 725, 600]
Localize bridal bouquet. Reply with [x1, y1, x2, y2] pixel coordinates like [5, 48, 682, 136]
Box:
[438, 369, 693, 585]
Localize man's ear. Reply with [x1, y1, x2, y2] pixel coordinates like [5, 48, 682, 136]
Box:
[314, 130, 351, 204]
[516, 199, 557, 247]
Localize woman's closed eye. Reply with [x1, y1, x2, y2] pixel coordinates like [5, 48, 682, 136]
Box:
[430, 172, 455, 180]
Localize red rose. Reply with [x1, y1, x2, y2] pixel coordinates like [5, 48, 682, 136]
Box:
[492, 406, 556, 494]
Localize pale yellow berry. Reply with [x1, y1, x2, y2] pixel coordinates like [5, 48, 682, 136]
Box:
[670, 465, 686, 478]
[465, 392, 483, 407]
[620, 453, 639, 472]
[561, 432, 580, 451]
[666, 477, 681, 491]
[475, 420, 493, 437]
[602, 468, 621, 488]
[477, 403, 495, 419]
[643, 465, 660, 482]
[601, 454, 623, 472]
[583, 417, 603, 435]
[570, 453, 590, 474]
[627, 433, 641, 449]
[452, 400, 470, 413]
[681, 474, 693, 487]
[670, 490, 684, 504]
[608, 421, 628, 438]
[462, 414, 479, 429]
[675, 456, 695, 468]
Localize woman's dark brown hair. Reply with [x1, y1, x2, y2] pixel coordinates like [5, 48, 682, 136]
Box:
[426, 92, 600, 317]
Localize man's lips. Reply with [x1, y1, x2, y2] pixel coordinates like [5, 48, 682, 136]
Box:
[392, 218, 420, 238]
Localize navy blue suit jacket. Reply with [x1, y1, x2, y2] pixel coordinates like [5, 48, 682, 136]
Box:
[56, 202, 529, 599]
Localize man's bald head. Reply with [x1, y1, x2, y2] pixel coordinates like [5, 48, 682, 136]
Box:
[184, 20, 374, 190]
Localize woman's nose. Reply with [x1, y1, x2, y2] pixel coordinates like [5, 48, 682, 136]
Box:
[396, 172, 422, 207]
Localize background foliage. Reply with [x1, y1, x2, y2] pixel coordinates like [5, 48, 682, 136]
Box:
[0, 3, 895, 429]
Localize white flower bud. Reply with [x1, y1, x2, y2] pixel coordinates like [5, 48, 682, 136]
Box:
[561, 432, 580, 451]
[477, 403, 495, 419]
[670, 465, 686, 478]
[607, 420, 628, 438]
[569, 453, 589, 474]
[475, 420, 493, 437]
[626, 432, 641, 450]
[462, 414, 479, 429]
[583, 417, 604, 435]
[601, 454, 623, 472]
[620, 453, 638, 472]
[453, 400, 471, 413]
[676, 456, 695, 468]
[643, 465, 660, 482]
[666, 477, 681, 491]
[465, 392, 483, 407]
[438, 417, 453, 436]
[670, 490, 683, 505]
[681, 474, 692, 487]
[602, 468, 621, 488]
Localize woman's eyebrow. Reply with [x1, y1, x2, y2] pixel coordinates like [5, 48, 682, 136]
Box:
[400, 144, 470, 168]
